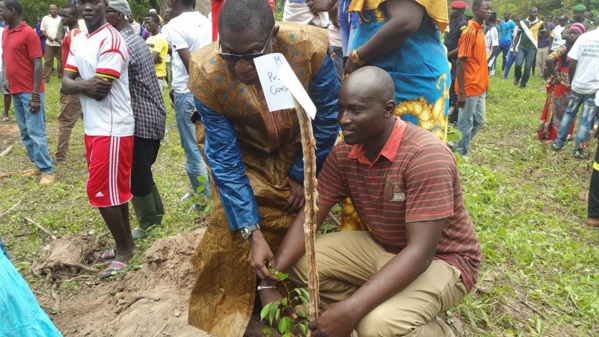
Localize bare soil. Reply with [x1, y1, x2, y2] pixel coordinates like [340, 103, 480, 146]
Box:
[34, 228, 270, 337]
[0, 121, 19, 153]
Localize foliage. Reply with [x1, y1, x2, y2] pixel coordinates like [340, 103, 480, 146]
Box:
[21, 0, 68, 27]
[449, 58, 599, 335]
[260, 270, 311, 337]
[275, 0, 285, 21]
[481, 0, 599, 18]
[20, 0, 160, 30]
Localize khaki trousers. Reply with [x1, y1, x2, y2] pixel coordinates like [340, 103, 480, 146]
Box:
[535, 47, 549, 77]
[43, 46, 63, 83]
[290, 231, 468, 337]
[55, 93, 82, 162]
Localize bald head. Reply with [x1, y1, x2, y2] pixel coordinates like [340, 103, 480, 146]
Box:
[343, 66, 395, 104]
[338, 66, 396, 146]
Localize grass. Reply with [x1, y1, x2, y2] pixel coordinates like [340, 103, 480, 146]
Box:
[0, 64, 598, 336]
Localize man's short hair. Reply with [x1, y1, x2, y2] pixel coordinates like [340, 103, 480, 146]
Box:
[144, 12, 160, 23]
[62, 3, 77, 14]
[219, 0, 274, 38]
[180, 0, 195, 6]
[472, 0, 483, 11]
[2, 0, 22, 15]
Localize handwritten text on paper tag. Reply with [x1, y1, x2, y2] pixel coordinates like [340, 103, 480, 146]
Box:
[254, 53, 316, 119]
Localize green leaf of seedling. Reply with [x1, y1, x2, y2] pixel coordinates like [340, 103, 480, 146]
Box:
[278, 316, 293, 334]
[261, 327, 272, 337]
[268, 301, 278, 325]
[197, 176, 207, 183]
[282, 333, 293, 337]
[276, 271, 289, 281]
[260, 303, 270, 321]
[297, 307, 309, 318]
[298, 322, 308, 334]
[281, 298, 288, 307]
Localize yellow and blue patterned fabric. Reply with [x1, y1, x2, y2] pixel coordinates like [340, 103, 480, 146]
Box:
[350, 0, 450, 141]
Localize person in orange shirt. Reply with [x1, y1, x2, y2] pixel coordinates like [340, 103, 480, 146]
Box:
[455, 0, 492, 156]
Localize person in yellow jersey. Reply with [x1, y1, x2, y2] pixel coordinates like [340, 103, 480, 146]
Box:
[144, 12, 168, 90]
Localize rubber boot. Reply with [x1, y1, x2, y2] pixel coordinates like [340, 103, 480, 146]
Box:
[151, 184, 164, 226]
[130, 193, 157, 240]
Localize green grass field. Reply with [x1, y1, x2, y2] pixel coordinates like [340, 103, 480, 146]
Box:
[0, 66, 598, 336]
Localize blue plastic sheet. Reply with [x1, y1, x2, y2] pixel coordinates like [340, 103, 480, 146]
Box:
[0, 251, 63, 337]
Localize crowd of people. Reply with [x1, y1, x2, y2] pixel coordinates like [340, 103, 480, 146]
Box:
[0, 0, 597, 336]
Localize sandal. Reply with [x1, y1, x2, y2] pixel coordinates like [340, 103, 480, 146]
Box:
[99, 261, 127, 279]
[99, 248, 116, 262]
[2, 117, 8, 121]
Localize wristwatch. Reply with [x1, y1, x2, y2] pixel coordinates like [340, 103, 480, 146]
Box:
[240, 223, 261, 239]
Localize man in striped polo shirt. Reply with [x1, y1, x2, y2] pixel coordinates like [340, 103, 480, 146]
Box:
[254, 66, 481, 336]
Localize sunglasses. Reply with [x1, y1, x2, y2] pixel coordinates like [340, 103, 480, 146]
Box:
[218, 26, 275, 64]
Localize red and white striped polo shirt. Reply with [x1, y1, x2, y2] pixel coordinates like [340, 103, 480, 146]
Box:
[318, 119, 482, 291]
[65, 23, 134, 137]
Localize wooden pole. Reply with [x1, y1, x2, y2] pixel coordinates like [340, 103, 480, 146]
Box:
[294, 101, 320, 328]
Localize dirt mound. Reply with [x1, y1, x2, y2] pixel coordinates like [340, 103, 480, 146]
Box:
[50, 229, 212, 337]
[32, 235, 100, 280]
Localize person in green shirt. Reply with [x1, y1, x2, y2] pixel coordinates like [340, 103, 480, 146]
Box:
[563, 5, 595, 38]
[512, 6, 546, 88]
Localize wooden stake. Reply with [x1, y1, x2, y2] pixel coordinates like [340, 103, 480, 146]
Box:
[0, 199, 21, 218]
[0, 144, 13, 157]
[20, 214, 58, 241]
[294, 101, 319, 327]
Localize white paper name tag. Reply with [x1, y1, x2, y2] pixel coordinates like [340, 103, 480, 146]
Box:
[254, 53, 316, 119]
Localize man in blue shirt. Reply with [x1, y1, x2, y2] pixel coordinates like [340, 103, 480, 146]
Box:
[497, 11, 515, 71]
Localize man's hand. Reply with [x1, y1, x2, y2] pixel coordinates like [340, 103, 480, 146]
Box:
[48, 37, 54, 42]
[2, 79, 9, 93]
[28, 93, 41, 113]
[457, 92, 466, 108]
[278, 177, 305, 213]
[309, 300, 358, 337]
[82, 76, 113, 101]
[306, 0, 337, 14]
[249, 230, 279, 282]
[343, 60, 361, 77]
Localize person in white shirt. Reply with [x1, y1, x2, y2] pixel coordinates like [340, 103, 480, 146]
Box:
[0, 25, 12, 122]
[283, 0, 335, 28]
[40, 4, 64, 83]
[553, 27, 599, 158]
[550, 15, 568, 52]
[165, 0, 212, 204]
[128, 16, 140, 35]
[485, 12, 499, 75]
